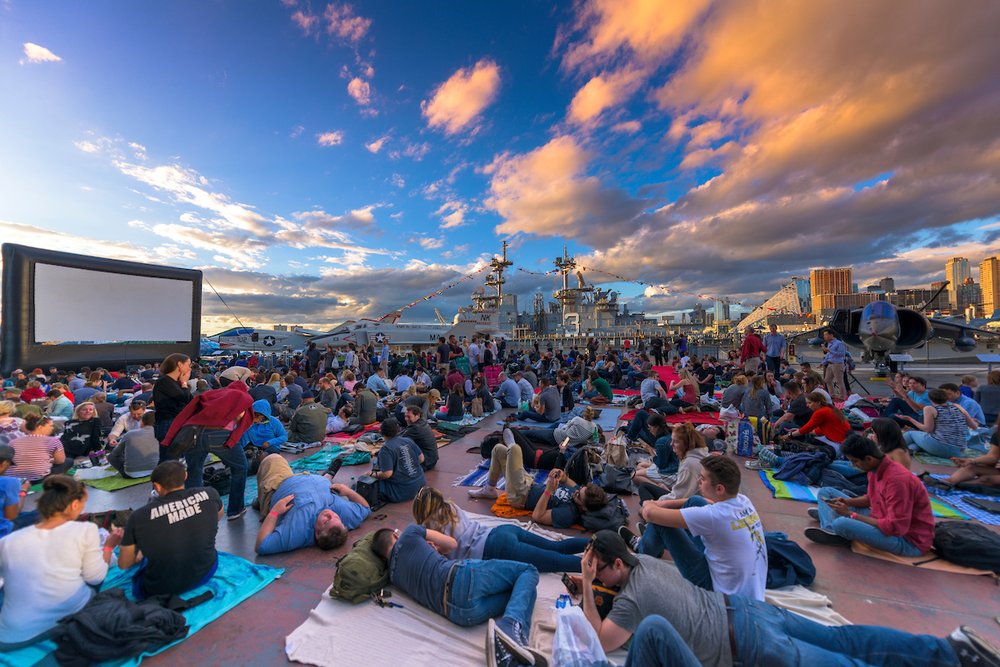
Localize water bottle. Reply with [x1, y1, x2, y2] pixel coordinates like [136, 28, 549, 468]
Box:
[591, 427, 600, 445]
[555, 594, 571, 609]
[349, 476, 356, 490]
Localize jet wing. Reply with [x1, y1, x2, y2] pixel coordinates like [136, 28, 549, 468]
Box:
[927, 317, 1000, 341]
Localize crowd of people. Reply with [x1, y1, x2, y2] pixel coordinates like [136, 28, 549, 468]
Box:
[0, 329, 998, 666]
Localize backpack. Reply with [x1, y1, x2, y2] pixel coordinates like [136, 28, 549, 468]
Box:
[203, 462, 232, 496]
[933, 521, 1000, 575]
[565, 447, 596, 486]
[600, 464, 636, 495]
[470, 397, 484, 418]
[581, 495, 629, 532]
[764, 531, 816, 588]
[330, 531, 390, 603]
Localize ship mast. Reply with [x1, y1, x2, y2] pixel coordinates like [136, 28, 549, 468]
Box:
[472, 241, 513, 312]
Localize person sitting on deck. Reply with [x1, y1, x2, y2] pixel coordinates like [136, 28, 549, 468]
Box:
[633, 423, 709, 503]
[943, 428, 1000, 488]
[640, 370, 671, 413]
[581, 369, 613, 403]
[254, 453, 369, 555]
[118, 461, 221, 598]
[580, 530, 1000, 666]
[468, 429, 609, 528]
[106, 411, 159, 479]
[784, 392, 851, 452]
[807, 433, 934, 556]
[620, 455, 768, 601]
[372, 524, 544, 667]
[287, 391, 328, 444]
[495, 372, 520, 409]
[901, 388, 978, 459]
[370, 418, 425, 504]
[238, 399, 289, 454]
[402, 404, 438, 471]
[883, 375, 932, 425]
[515, 376, 560, 423]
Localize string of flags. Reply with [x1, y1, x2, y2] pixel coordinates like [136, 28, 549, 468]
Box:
[378, 264, 491, 320]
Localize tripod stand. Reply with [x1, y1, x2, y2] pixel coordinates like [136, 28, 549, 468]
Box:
[846, 370, 870, 396]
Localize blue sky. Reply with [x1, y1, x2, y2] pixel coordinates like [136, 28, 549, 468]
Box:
[2, 1, 999, 331]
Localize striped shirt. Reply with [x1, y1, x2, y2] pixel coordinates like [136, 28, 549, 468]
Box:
[932, 403, 967, 450]
[4, 435, 64, 481]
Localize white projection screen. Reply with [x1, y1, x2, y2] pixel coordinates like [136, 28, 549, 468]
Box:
[34, 264, 194, 343]
[1, 244, 202, 374]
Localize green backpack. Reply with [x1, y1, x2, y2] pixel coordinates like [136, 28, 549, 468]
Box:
[329, 531, 390, 603]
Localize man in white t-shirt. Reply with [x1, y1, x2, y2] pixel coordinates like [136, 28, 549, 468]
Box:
[620, 455, 768, 600]
[467, 337, 482, 372]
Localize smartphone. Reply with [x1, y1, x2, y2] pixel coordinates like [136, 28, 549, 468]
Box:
[561, 572, 581, 597]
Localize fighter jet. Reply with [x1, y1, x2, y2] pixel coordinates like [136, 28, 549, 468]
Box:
[794, 299, 999, 374]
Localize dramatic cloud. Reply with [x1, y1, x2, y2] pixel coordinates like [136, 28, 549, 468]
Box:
[0, 220, 196, 267]
[422, 59, 501, 135]
[316, 130, 344, 147]
[20, 42, 62, 64]
[560, 0, 711, 71]
[347, 77, 371, 106]
[485, 135, 648, 245]
[567, 68, 643, 125]
[548, 0, 1000, 303]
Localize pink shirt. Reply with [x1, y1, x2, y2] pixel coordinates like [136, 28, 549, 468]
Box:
[5, 435, 64, 481]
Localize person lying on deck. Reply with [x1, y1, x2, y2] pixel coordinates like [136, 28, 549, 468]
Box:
[412, 486, 589, 572]
[806, 433, 934, 556]
[620, 455, 768, 601]
[254, 453, 370, 555]
[373, 524, 545, 667]
[580, 530, 1000, 666]
[468, 429, 610, 528]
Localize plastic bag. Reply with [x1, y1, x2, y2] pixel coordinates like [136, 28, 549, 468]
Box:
[552, 606, 612, 667]
[719, 405, 740, 422]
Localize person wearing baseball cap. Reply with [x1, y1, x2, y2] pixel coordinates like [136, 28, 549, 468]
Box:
[578, 529, 998, 666]
[0, 445, 32, 537]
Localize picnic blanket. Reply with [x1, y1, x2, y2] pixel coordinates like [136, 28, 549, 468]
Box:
[664, 411, 724, 426]
[288, 446, 347, 473]
[453, 461, 548, 489]
[0, 552, 283, 667]
[490, 492, 533, 519]
[912, 448, 982, 467]
[850, 541, 998, 579]
[758, 470, 968, 520]
[81, 470, 151, 492]
[926, 474, 1000, 526]
[285, 514, 620, 667]
[324, 423, 380, 443]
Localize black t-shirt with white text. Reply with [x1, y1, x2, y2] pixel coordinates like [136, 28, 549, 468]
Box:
[122, 486, 222, 596]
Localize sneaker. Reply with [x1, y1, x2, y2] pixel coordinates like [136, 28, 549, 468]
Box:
[744, 459, 762, 470]
[949, 625, 1000, 667]
[227, 507, 249, 521]
[807, 508, 820, 521]
[487, 619, 533, 667]
[618, 525, 641, 552]
[502, 427, 516, 446]
[636, 520, 646, 536]
[469, 485, 499, 499]
[804, 527, 850, 547]
[325, 456, 345, 479]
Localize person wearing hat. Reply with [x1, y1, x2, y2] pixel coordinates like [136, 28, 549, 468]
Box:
[580, 530, 1000, 666]
[0, 445, 33, 537]
[287, 390, 329, 444]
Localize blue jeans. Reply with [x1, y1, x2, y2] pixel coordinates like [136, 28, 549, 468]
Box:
[638, 496, 713, 591]
[730, 594, 958, 666]
[816, 488, 922, 557]
[883, 398, 919, 424]
[626, 410, 659, 445]
[185, 429, 248, 517]
[483, 524, 589, 573]
[445, 559, 538, 635]
[766, 356, 782, 376]
[643, 396, 674, 414]
[623, 615, 701, 667]
[516, 410, 556, 423]
[904, 431, 963, 458]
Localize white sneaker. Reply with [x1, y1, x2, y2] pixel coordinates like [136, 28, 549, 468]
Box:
[468, 485, 499, 499]
[502, 428, 516, 447]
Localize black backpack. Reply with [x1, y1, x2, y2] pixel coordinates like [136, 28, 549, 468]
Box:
[933, 521, 1000, 575]
[581, 495, 629, 532]
[564, 447, 595, 486]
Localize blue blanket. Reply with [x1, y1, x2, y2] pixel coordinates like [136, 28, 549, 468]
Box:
[0, 552, 282, 667]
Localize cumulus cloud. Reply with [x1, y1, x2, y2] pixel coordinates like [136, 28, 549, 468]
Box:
[291, 10, 319, 34]
[316, 130, 344, 146]
[365, 135, 389, 153]
[347, 77, 371, 106]
[567, 68, 643, 125]
[323, 3, 372, 42]
[291, 206, 378, 229]
[422, 59, 501, 135]
[418, 237, 444, 250]
[435, 201, 468, 229]
[611, 120, 641, 134]
[484, 135, 648, 245]
[390, 173, 405, 188]
[389, 141, 430, 161]
[20, 42, 62, 64]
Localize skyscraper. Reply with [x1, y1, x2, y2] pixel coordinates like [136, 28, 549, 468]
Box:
[981, 257, 1000, 317]
[810, 267, 852, 316]
[945, 257, 971, 309]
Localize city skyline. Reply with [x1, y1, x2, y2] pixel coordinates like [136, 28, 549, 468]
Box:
[2, 1, 999, 331]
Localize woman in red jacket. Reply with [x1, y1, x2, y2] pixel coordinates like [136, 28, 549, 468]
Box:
[789, 392, 851, 448]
